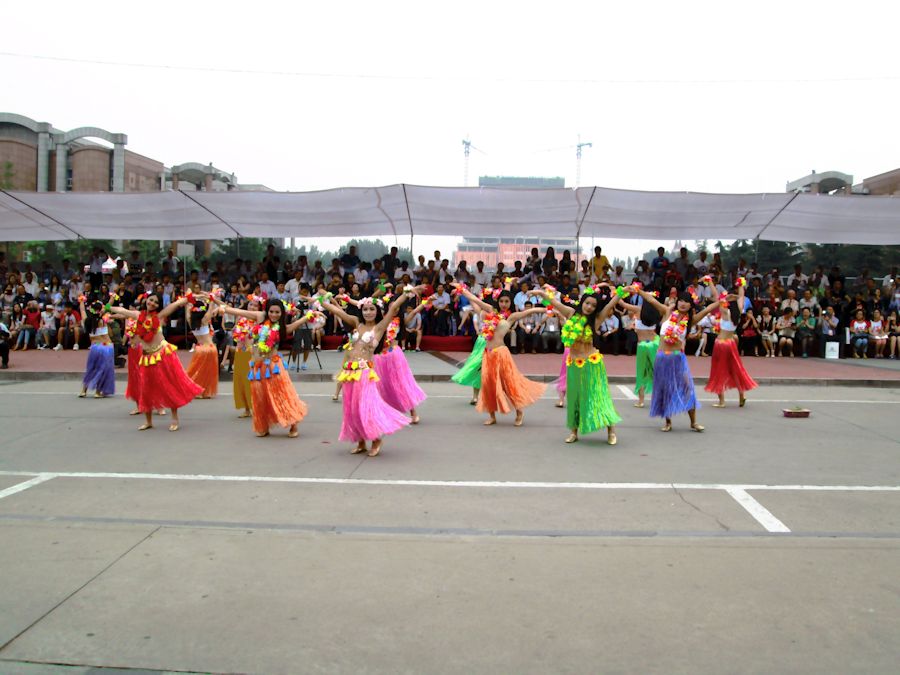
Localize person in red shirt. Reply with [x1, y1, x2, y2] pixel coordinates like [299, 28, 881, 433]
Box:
[14, 301, 41, 350]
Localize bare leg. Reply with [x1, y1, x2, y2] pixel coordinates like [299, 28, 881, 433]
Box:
[351, 440, 367, 454]
[333, 381, 342, 401]
[139, 410, 153, 431]
[470, 387, 478, 405]
[410, 408, 420, 424]
[288, 423, 299, 438]
[713, 393, 725, 408]
[634, 387, 645, 408]
[688, 408, 704, 431]
[661, 416, 672, 432]
[514, 409, 524, 426]
[367, 438, 383, 457]
[565, 428, 578, 443]
[168, 408, 179, 432]
[607, 425, 617, 445]
[483, 413, 497, 425]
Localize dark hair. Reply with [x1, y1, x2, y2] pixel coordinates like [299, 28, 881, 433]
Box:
[145, 293, 163, 311]
[639, 300, 661, 326]
[264, 298, 287, 345]
[84, 301, 105, 334]
[489, 290, 514, 311]
[675, 292, 696, 328]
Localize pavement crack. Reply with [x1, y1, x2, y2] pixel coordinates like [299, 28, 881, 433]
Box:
[671, 485, 731, 531]
[0, 525, 161, 654]
[346, 455, 368, 479]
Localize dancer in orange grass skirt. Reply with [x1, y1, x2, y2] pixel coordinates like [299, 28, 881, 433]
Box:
[451, 282, 547, 426]
[208, 294, 320, 438]
[184, 293, 220, 399]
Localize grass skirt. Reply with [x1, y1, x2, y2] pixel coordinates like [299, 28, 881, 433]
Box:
[649, 351, 698, 419]
[374, 346, 427, 412]
[634, 337, 659, 394]
[186, 343, 219, 398]
[452, 334, 486, 388]
[477, 345, 546, 415]
[339, 360, 411, 442]
[126, 345, 141, 401]
[136, 343, 203, 412]
[555, 347, 569, 395]
[705, 337, 758, 395]
[249, 354, 307, 433]
[83, 343, 115, 396]
[566, 354, 621, 434]
[232, 349, 252, 411]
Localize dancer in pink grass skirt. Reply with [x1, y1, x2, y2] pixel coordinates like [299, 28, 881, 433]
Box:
[320, 288, 421, 456]
[374, 314, 427, 424]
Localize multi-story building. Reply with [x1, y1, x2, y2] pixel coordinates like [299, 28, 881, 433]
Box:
[0, 112, 164, 192]
[451, 175, 580, 271]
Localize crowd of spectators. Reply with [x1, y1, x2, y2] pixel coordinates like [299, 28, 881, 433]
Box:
[0, 243, 897, 370]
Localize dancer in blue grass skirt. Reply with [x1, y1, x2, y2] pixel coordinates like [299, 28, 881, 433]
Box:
[627, 285, 721, 432]
[78, 297, 115, 398]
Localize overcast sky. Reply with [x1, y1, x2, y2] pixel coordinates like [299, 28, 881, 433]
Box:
[4, 0, 898, 261]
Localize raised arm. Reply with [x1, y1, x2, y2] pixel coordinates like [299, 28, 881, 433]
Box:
[632, 287, 669, 316]
[321, 300, 359, 328]
[200, 301, 218, 326]
[286, 310, 325, 333]
[529, 287, 575, 318]
[202, 292, 264, 321]
[450, 282, 494, 313]
[595, 292, 622, 324]
[377, 291, 415, 332]
[158, 296, 189, 320]
[507, 306, 549, 324]
[78, 298, 88, 328]
[106, 305, 140, 320]
[692, 300, 721, 325]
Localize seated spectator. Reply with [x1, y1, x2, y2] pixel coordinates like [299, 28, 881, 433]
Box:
[619, 308, 637, 355]
[54, 302, 81, 350]
[799, 289, 820, 316]
[795, 307, 817, 358]
[757, 305, 778, 358]
[514, 301, 541, 353]
[738, 310, 760, 356]
[38, 304, 56, 349]
[886, 310, 899, 359]
[780, 289, 799, 317]
[597, 312, 620, 355]
[849, 309, 870, 358]
[540, 310, 563, 354]
[403, 301, 423, 352]
[870, 309, 888, 358]
[776, 307, 796, 357]
[818, 305, 841, 358]
[430, 283, 452, 336]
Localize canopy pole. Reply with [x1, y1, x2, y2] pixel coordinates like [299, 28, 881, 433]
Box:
[401, 183, 414, 264]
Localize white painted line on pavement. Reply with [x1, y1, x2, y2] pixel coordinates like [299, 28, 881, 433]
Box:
[617, 385, 638, 400]
[0, 474, 55, 500]
[726, 487, 791, 533]
[0, 471, 897, 492]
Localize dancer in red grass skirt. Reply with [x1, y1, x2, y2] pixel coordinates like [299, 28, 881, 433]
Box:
[705, 278, 758, 408]
[108, 294, 201, 431]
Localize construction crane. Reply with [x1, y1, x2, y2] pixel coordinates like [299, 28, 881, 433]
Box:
[461, 137, 487, 187]
[535, 135, 593, 187]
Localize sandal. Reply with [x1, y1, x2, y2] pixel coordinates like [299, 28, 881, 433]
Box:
[565, 432, 578, 444]
[129, 409, 141, 416]
[367, 440, 382, 457]
[514, 412, 524, 427]
[607, 430, 617, 446]
[483, 417, 497, 426]
[555, 401, 565, 408]
[660, 423, 672, 432]
[633, 402, 645, 408]
[410, 415, 420, 425]
[739, 396, 746, 408]
[351, 443, 367, 454]
[255, 431, 270, 437]
[238, 411, 252, 418]
[287, 428, 299, 439]
[138, 423, 152, 431]
[168, 423, 180, 432]
[691, 423, 705, 432]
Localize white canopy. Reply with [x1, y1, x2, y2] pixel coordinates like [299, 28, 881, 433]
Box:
[1, 185, 898, 244]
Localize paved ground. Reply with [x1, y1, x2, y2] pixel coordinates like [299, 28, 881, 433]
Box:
[4, 346, 900, 385]
[0, 376, 898, 674]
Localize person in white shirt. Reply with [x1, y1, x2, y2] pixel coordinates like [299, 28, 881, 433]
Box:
[37, 306, 57, 349]
[539, 310, 562, 354]
[692, 251, 710, 277]
[513, 282, 531, 312]
[472, 261, 490, 288]
[258, 272, 277, 298]
[285, 271, 303, 303]
[786, 264, 808, 292]
[22, 272, 40, 298]
[610, 265, 627, 286]
[598, 313, 620, 355]
[514, 301, 542, 353]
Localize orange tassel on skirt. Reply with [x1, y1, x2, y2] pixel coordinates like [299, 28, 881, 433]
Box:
[186, 343, 219, 398]
[232, 349, 252, 411]
[477, 345, 546, 415]
[249, 353, 307, 434]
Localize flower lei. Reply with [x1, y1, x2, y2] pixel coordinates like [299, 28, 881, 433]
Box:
[452, 283, 468, 297]
[662, 311, 690, 346]
[736, 276, 748, 288]
[124, 317, 137, 338]
[481, 310, 510, 341]
[135, 310, 160, 342]
[385, 317, 401, 343]
[482, 287, 502, 301]
[561, 314, 592, 347]
[232, 317, 254, 343]
[252, 321, 280, 355]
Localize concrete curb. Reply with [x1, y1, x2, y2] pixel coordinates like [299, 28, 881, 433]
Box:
[0, 371, 897, 388]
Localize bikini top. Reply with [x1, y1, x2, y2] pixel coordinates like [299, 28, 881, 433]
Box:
[634, 318, 656, 331]
[90, 326, 109, 337]
[192, 325, 210, 337]
[719, 319, 736, 332]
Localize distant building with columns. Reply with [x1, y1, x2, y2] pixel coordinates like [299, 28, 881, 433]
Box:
[0, 112, 164, 192]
